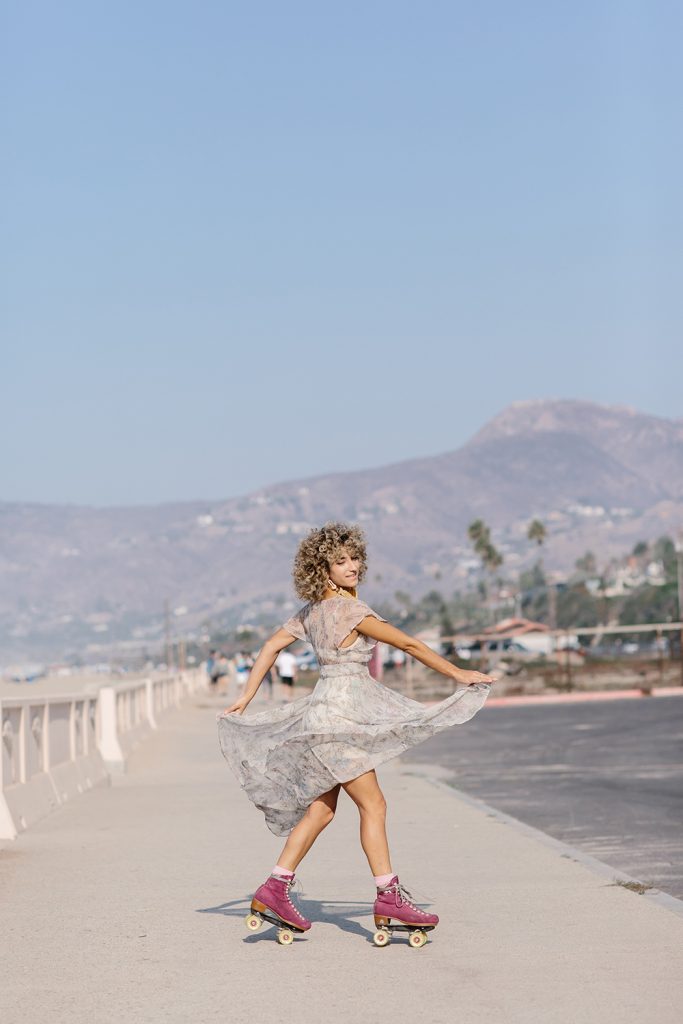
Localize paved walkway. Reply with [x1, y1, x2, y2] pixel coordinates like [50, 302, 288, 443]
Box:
[1, 692, 682, 1024]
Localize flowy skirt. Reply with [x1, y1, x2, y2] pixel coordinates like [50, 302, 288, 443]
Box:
[217, 663, 491, 836]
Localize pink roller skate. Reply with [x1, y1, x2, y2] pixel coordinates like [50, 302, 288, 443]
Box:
[244, 873, 311, 945]
[372, 875, 439, 948]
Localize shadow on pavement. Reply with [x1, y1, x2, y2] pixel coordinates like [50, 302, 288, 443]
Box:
[197, 896, 375, 941]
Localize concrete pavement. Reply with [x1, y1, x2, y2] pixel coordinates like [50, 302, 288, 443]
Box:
[1, 691, 682, 1024]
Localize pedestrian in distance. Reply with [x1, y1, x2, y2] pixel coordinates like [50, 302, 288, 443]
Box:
[213, 652, 230, 695]
[262, 665, 274, 701]
[275, 646, 298, 700]
[234, 652, 250, 690]
[217, 522, 494, 946]
[206, 649, 215, 680]
[206, 649, 220, 689]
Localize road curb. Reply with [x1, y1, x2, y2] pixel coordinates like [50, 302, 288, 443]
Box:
[483, 686, 683, 708]
[402, 765, 683, 920]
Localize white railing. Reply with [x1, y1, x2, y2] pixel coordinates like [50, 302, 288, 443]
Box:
[97, 671, 203, 770]
[0, 691, 103, 840]
[0, 669, 204, 840]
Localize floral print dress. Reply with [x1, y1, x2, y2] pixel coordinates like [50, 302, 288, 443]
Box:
[217, 596, 491, 836]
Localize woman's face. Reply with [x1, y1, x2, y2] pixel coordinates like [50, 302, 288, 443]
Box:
[328, 548, 360, 589]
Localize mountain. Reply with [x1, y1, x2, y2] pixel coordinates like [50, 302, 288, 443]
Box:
[473, 400, 683, 500]
[2, 399, 681, 662]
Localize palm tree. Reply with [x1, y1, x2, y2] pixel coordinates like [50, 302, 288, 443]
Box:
[468, 519, 503, 622]
[527, 519, 546, 548]
[482, 542, 503, 574]
[468, 519, 489, 551]
[526, 518, 555, 627]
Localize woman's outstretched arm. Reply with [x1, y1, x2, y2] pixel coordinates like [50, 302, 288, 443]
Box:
[355, 616, 494, 686]
[221, 628, 299, 714]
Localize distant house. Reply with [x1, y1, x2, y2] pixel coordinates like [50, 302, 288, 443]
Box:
[414, 627, 444, 654]
[480, 617, 583, 654]
[483, 616, 550, 639]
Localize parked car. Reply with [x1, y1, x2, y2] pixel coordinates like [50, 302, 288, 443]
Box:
[295, 650, 318, 671]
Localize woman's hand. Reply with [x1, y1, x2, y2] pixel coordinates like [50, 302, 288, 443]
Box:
[222, 696, 251, 716]
[453, 668, 495, 687]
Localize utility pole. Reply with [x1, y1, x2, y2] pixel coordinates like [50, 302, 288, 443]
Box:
[164, 599, 173, 672]
[564, 630, 572, 691]
[548, 581, 558, 682]
[675, 532, 683, 687]
[548, 578, 557, 630]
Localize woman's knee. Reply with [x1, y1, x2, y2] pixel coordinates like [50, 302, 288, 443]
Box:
[316, 805, 336, 828]
[308, 798, 337, 828]
[343, 772, 387, 818]
[359, 790, 387, 819]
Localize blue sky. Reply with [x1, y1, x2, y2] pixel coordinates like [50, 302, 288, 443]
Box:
[3, 1, 681, 506]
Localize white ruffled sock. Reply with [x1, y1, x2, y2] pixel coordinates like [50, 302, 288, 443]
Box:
[373, 872, 395, 887]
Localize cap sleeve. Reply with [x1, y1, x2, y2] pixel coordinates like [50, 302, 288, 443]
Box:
[332, 599, 387, 649]
[281, 604, 309, 642]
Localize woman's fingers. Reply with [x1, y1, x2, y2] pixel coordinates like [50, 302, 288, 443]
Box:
[461, 670, 495, 685]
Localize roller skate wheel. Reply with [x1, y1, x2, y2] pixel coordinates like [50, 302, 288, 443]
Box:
[245, 913, 262, 931]
[277, 928, 294, 945]
[372, 929, 391, 947]
[409, 930, 428, 948]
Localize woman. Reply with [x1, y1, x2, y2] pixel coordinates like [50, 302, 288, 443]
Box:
[217, 522, 494, 944]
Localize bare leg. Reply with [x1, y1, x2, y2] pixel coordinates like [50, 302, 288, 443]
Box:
[275, 785, 341, 872]
[280, 681, 294, 703]
[342, 770, 392, 876]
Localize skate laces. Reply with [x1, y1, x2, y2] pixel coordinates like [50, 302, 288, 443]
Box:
[381, 879, 435, 913]
[272, 874, 306, 921]
[394, 881, 417, 909]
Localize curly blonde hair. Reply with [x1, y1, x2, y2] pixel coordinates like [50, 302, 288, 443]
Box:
[292, 521, 368, 602]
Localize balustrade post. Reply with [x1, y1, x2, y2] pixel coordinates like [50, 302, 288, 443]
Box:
[145, 679, 157, 729]
[0, 701, 18, 839]
[19, 705, 27, 784]
[43, 703, 50, 772]
[69, 701, 76, 761]
[98, 688, 125, 772]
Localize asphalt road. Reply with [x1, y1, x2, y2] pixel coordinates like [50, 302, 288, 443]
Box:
[402, 694, 683, 900]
